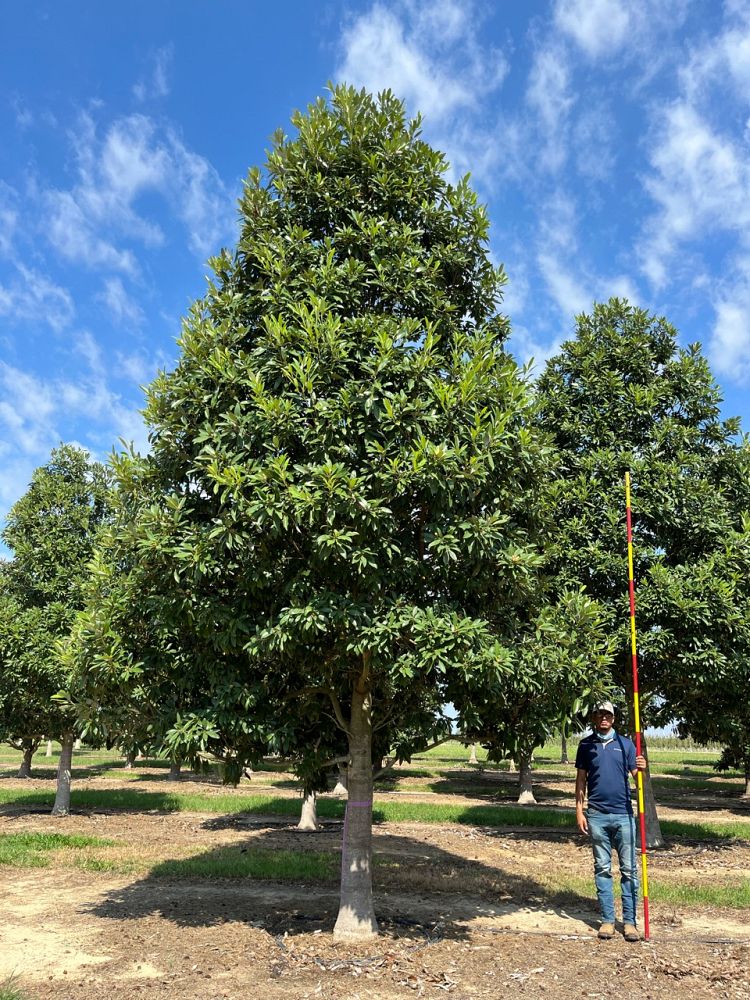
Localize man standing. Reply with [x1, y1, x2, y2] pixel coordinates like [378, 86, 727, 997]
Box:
[575, 701, 647, 941]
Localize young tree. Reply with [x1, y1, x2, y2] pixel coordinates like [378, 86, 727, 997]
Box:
[536, 299, 750, 843]
[79, 86, 554, 938]
[0, 445, 111, 811]
[459, 589, 613, 803]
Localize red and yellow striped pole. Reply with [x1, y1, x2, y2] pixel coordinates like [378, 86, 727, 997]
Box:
[625, 471, 650, 940]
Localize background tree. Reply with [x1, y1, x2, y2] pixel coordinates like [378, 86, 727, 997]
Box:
[536, 299, 750, 842]
[73, 86, 558, 939]
[645, 516, 750, 797]
[459, 589, 614, 803]
[0, 444, 111, 810]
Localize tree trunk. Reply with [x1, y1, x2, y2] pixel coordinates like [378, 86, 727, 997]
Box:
[332, 763, 349, 797]
[124, 751, 135, 769]
[52, 734, 74, 816]
[17, 740, 38, 778]
[507, 758, 516, 772]
[560, 732, 569, 764]
[46, 740, 53, 757]
[297, 790, 319, 831]
[741, 763, 749, 799]
[167, 759, 182, 781]
[468, 743, 478, 764]
[517, 750, 537, 804]
[333, 658, 378, 940]
[74, 739, 82, 750]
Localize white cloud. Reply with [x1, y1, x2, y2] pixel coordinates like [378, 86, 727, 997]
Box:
[640, 102, 750, 288]
[709, 257, 750, 383]
[0, 183, 19, 257]
[538, 252, 591, 317]
[0, 333, 149, 513]
[44, 111, 234, 273]
[523, 39, 578, 175]
[0, 363, 59, 456]
[98, 277, 144, 327]
[0, 265, 75, 331]
[554, 0, 690, 62]
[554, 0, 632, 59]
[337, 0, 507, 125]
[712, 295, 750, 382]
[681, 6, 750, 104]
[133, 46, 173, 102]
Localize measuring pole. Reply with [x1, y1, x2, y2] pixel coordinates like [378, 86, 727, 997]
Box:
[624, 472, 650, 940]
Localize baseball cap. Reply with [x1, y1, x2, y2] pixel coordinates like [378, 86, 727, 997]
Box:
[592, 701, 616, 716]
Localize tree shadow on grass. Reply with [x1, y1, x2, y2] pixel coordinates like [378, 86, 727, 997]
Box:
[0, 765, 125, 781]
[87, 815, 599, 940]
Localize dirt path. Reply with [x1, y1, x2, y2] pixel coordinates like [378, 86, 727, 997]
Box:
[1, 800, 749, 999]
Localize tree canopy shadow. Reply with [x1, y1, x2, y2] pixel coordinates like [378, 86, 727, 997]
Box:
[88, 817, 600, 939]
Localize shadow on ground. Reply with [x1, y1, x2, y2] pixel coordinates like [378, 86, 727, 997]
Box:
[87, 820, 598, 938]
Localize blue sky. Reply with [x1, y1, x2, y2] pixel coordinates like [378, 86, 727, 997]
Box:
[2, 0, 750, 542]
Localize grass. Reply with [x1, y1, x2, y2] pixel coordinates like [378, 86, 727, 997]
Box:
[0, 976, 27, 1000]
[550, 874, 750, 909]
[1, 786, 748, 841]
[0, 831, 114, 868]
[152, 849, 750, 910]
[156, 848, 336, 881]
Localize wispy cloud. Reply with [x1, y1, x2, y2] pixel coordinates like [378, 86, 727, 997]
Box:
[0, 264, 75, 331]
[554, 0, 690, 64]
[133, 45, 173, 102]
[44, 111, 235, 273]
[97, 277, 144, 327]
[525, 42, 576, 173]
[0, 183, 19, 257]
[0, 333, 149, 497]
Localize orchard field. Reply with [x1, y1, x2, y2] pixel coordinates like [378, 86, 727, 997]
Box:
[1, 740, 748, 1000]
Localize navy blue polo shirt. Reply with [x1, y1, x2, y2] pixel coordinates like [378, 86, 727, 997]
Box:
[575, 731, 636, 815]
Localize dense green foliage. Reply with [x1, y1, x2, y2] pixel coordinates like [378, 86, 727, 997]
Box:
[537, 299, 750, 787]
[71, 87, 558, 768]
[0, 445, 111, 754]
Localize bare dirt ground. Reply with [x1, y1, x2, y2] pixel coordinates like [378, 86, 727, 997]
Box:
[1, 769, 749, 999]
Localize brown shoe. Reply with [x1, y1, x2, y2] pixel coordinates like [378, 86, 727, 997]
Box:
[598, 922, 615, 939]
[623, 923, 640, 942]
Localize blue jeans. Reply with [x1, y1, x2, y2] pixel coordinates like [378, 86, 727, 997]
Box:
[587, 811, 639, 925]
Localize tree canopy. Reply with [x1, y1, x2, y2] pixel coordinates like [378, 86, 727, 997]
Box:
[0, 444, 112, 783]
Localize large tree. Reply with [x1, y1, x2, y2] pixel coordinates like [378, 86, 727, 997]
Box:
[76, 86, 559, 938]
[0, 444, 111, 809]
[536, 299, 750, 838]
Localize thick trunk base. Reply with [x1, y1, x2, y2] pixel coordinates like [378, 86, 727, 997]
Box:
[52, 734, 74, 816]
[46, 740, 53, 757]
[332, 764, 349, 797]
[333, 660, 378, 940]
[333, 905, 379, 940]
[517, 753, 536, 805]
[297, 791, 319, 831]
[167, 760, 182, 781]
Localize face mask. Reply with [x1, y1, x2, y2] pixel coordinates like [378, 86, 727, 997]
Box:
[596, 727, 616, 742]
